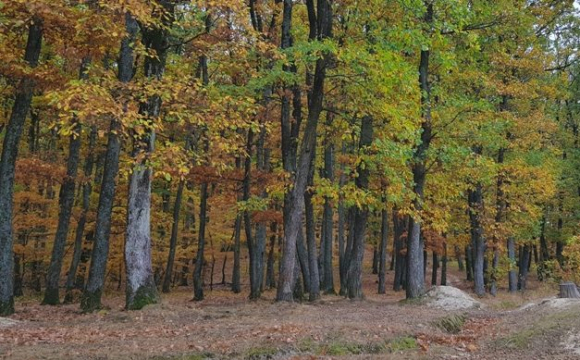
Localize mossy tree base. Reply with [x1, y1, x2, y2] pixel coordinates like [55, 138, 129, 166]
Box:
[42, 287, 60, 305]
[81, 290, 103, 313]
[126, 285, 159, 310]
[0, 299, 15, 316]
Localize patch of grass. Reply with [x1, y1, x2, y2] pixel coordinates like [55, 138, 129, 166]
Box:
[297, 337, 316, 352]
[244, 345, 280, 359]
[398, 297, 424, 306]
[323, 342, 364, 356]
[151, 353, 216, 360]
[385, 336, 418, 352]
[494, 300, 520, 310]
[432, 314, 467, 334]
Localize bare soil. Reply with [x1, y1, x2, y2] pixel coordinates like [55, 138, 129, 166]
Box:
[1, 260, 578, 360]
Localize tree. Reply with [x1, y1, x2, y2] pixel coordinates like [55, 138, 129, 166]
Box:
[0, 18, 43, 316]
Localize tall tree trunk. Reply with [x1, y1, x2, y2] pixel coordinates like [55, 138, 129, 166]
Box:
[468, 158, 485, 297]
[431, 252, 438, 286]
[320, 118, 335, 294]
[305, 151, 320, 301]
[372, 247, 379, 275]
[518, 244, 531, 291]
[193, 179, 209, 301]
[406, 1, 433, 300]
[232, 155, 243, 293]
[378, 207, 388, 294]
[277, 0, 332, 302]
[64, 126, 97, 304]
[491, 141, 506, 296]
[243, 130, 261, 300]
[340, 207, 355, 295]
[507, 236, 518, 293]
[538, 216, 549, 281]
[337, 145, 347, 294]
[441, 243, 447, 286]
[125, 3, 174, 309]
[296, 230, 311, 293]
[455, 245, 464, 272]
[44, 56, 91, 305]
[231, 213, 242, 293]
[277, 0, 301, 301]
[162, 180, 185, 293]
[346, 116, 373, 299]
[265, 222, 277, 289]
[43, 122, 82, 305]
[393, 211, 407, 291]
[0, 19, 42, 316]
[82, 13, 138, 312]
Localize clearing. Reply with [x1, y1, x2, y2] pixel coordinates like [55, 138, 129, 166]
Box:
[0, 265, 579, 359]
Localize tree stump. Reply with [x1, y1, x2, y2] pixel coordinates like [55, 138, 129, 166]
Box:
[559, 282, 580, 298]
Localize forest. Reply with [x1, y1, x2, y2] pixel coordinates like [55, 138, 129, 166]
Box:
[1, 0, 580, 358]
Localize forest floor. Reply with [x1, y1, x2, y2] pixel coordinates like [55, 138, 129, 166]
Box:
[1, 260, 580, 360]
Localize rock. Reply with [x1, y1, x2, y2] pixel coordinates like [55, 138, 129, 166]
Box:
[540, 297, 579, 309]
[423, 286, 484, 311]
[0, 318, 20, 328]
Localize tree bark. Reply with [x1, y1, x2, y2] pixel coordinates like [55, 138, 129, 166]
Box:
[455, 245, 464, 272]
[393, 211, 407, 291]
[64, 126, 97, 304]
[305, 171, 320, 301]
[468, 164, 485, 297]
[507, 237, 517, 292]
[231, 213, 242, 293]
[559, 282, 580, 298]
[232, 155, 243, 293]
[346, 116, 373, 299]
[518, 244, 531, 291]
[125, 2, 174, 309]
[162, 179, 185, 293]
[320, 119, 335, 294]
[431, 252, 438, 286]
[465, 244, 474, 282]
[43, 122, 82, 305]
[406, 1, 433, 300]
[82, 13, 138, 312]
[441, 243, 447, 286]
[0, 19, 42, 316]
[277, 0, 332, 302]
[193, 179, 209, 301]
[44, 56, 91, 305]
[265, 222, 277, 289]
[378, 208, 388, 294]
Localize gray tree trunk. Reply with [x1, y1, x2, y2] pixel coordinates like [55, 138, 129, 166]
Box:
[43, 122, 82, 305]
[125, 2, 174, 309]
[393, 211, 407, 291]
[64, 126, 97, 304]
[518, 244, 531, 291]
[346, 116, 373, 299]
[162, 180, 185, 293]
[44, 57, 91, 305]
[277, 0, 332, 301]
[82, 13, 138, 312]
[441, 243, 447, 286]
[406, 1, 433, 300]
[0, 20, 42, 316]
[305, 151, 320, 301]
[378, 208, 388, 294]
[320, 121, 335, 294]
[468, 170, 485, 297]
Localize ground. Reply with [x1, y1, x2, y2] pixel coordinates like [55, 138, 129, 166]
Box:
[1, 260, 579, 360]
